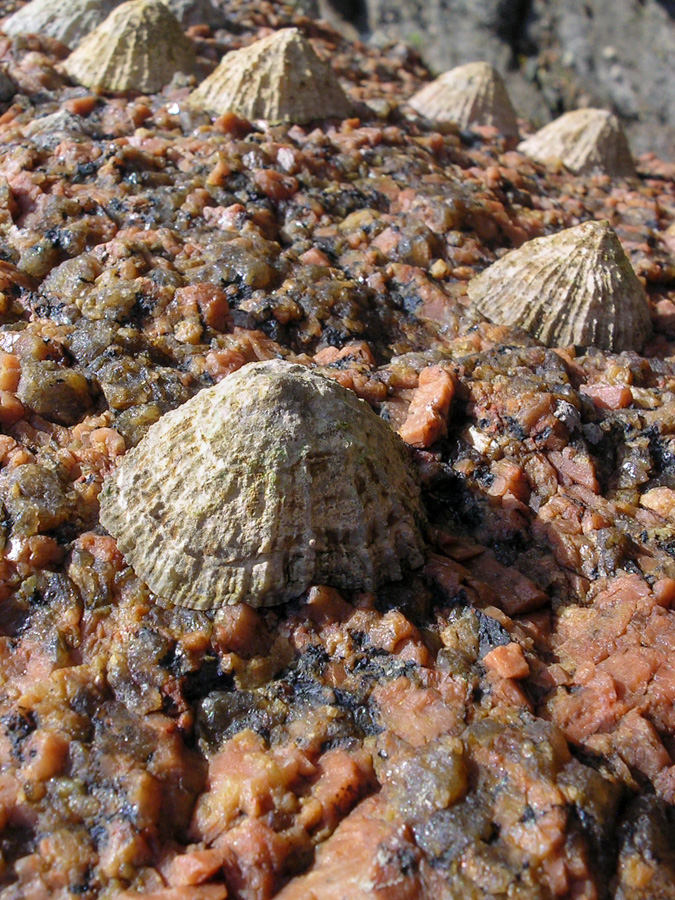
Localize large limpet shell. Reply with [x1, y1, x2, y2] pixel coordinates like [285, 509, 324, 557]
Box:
[518, 108, 635, 178]
[64, 0, 196, 93]
[467, 220, 652, 352]
[408, 61, 519, 138]
[2, 0, 124, 48]
[100, 360, 427, 609]
[188, 27, 352, 124]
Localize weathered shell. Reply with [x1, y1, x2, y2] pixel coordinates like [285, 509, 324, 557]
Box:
[467, 220, 652, 352]
[2, 0, 124, 48]
[518, 108, 635, 178]
[188, 27, 352, 124]
[160, 0, 227, 28]
[23, 109, 91, 150]
[99, 360, 427, 609]
[408, 61, 519, 138]
[64, 0, 196, 93]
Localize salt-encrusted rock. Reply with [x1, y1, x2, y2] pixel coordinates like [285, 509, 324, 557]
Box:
[2, 0, 124, 48]
[518, 108, 636, 178]
[408, 61, 519, 138]
[100, 360, 426, 608]
[189, 27, 352, 123]
[160, 0, 227, 28]
[64, 0, 196, 93]
[467, 220, 652, 352]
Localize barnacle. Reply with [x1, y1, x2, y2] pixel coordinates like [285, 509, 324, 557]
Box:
[408, 61, 519, 138]
[100, 360, 427, 608]
[467, 220, 652, 352]
[188, 27, 353, 124]
[518, 108, 636, 177]
[64, 0, 196, 93]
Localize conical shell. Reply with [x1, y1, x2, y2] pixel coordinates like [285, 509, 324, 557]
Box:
[518, 108, 635, 178]
[408, 61, 519, 138]
[99, 360, 426, 609]
[466, 220, 652, 352]
[160, 0, 227, 28]
[64, 0, 196, 93]
[2, 0, 124, 47]
[188, 27, 352, 124]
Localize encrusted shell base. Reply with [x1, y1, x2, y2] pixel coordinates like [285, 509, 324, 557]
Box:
[188, 28, 352, 124]
[467, 220, 652, 352]
[100, 360, 426, 609]
[64, 0, 196, 93]
[518, 108, 635, 178]
[2, 0, 124, 48]
[408, 61, 519, 138]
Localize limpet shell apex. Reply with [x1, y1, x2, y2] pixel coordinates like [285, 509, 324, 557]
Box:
[518, 108, 636, 178]
[100, 360, 427, 609]
[2, 0, 124, 48]
[408, 61, 519, 138]
[467, 220, 652, 352]
[64, 0, 196, 93]
[188, 27, 353, 124]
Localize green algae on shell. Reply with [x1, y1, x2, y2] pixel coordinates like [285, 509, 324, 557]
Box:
[99, 360, 427, 609]
[64, 0, 196, 93]
[188, 27, 353, 124]
[467, 220, 652, 352]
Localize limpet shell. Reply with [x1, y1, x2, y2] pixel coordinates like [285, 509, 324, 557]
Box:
[518, 108, 635, 178]
[188, 27, 352, 124]
[408, 61, 519, 138]
[2, 0, 124, 48]
[467, 220, 652, 352]
[64, 0, 196, 93]
[100, 360, 427, 609]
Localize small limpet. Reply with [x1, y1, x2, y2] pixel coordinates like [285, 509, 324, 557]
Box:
[408, 61, 519, 138]
[467, 220, 652, 352]
[518, 108, 635, 178]
[188, 27, 352, 124]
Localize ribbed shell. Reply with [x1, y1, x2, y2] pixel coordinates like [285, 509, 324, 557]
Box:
[160, 0, 227, 28]
[64, 0, 196, 93]
[467, 220, 652, 352]
[518, 108, 635, 177]
[188, 28, 352, 124]
[99, 360, 426, 609]
[408, 61, 519, 138]
[2, 0, 124, 47]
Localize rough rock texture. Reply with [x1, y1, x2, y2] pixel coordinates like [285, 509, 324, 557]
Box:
[1, 0, 124, 48]
[160, 0, 228, 28]
[408, 61, 519, 138]
[467, 220, 652, 352]
[100, 360, 426, 608]
[189, 27, 353, 123]
[518, 107, 636, 177]
[64, 0, 196, 93]
[333, 0, 675, 160]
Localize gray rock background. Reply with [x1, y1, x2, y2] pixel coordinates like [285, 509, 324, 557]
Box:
[321, 0, 675, 161]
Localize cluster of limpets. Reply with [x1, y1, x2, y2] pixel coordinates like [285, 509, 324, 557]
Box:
[1, 0, 653, 609]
